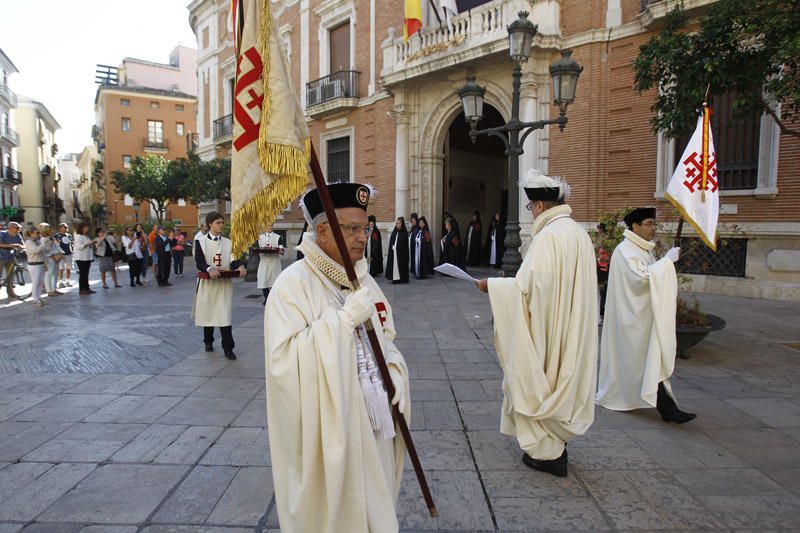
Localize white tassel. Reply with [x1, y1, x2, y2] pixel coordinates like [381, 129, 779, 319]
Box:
[362, 381, 396, 440]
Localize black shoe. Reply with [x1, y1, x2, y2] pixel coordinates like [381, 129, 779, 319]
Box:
[205, 343, 213, 352]
[164, 282, 173, 286]
[522, 448, 568, 478]
[224, 351, 237, 360]
[136, 281, 143, 286]
[657, 382, 697, 424]
[130, 283, 136, 287]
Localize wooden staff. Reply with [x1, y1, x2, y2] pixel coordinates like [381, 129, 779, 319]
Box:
[308, 144, 438, 518]
[674, 217, 684, 247]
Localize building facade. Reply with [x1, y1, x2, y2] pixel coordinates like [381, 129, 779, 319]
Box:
[57, 153, 81, 225]
[92, 46, 199, 231]
[189, 0, 800, 301]
[0, 48, 21, 224]
[13, 97, 62, 226]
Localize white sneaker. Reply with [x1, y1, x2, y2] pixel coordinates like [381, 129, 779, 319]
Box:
[32, 300, 44, 307]
[57, 281, 65, 288]
[66, 280, 73, 287]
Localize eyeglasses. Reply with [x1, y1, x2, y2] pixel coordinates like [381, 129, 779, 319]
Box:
[525, 202, 533, 211]
[639, 221, 657, 227]
[322, 222, 370, 236]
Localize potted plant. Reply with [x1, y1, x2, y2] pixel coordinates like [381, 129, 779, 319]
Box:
[593, 208, 726, 359]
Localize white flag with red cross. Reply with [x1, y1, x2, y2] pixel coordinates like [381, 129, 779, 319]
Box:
[665, 105, 720, 250]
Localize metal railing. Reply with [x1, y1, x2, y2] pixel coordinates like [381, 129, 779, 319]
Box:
[143, 137, 169, 150]
[2, 166, 22, 185]
[640, 0, 663, 11]
[213, 114, 233, 140]
[0, 126, 19, 146]
[0, 83, 17, 107]
[306, 71, 360, 107]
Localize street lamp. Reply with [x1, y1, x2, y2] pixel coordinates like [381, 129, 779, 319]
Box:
[458, 11, 582, 275]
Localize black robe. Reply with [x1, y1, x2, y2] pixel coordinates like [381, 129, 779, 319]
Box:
[413, 228, 435, 278]
[408, 226, 419, 273]
[484, 222, 505, 267]
[439, 231, 465, 269]
[385, 227, 409, 283]
[366, 227, 384, 276]
[465, 220, 482, 266]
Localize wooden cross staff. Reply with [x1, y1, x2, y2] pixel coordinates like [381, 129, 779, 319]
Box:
[308, 143, 438, 518]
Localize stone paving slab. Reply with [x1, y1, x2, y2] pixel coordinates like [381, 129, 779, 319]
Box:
[1, 264, 799, 531]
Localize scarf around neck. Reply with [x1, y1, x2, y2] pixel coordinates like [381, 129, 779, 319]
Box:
[532, 204, 573, 236]
[624, 229, 656, 252]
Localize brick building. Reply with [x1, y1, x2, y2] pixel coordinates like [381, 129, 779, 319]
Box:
[91, 47, 199, 232]
[188, 0, 800, 300]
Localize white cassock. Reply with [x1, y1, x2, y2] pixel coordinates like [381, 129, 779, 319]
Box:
[264, 233, 409, 533]
[192, 236, 234, 327]
[597, 229, 678, 410]
[487, 205, 598, 460]
[256, 232, 283, 289]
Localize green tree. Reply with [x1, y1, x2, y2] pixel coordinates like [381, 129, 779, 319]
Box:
[633, 0, 800, 139]
[176, 154, 231, 205]
[111, 154, 181, 223]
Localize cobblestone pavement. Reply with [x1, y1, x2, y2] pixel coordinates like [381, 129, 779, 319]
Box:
[0, 261, 799, 532]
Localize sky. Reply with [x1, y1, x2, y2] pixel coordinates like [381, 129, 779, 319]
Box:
[2, 0, 197, 156]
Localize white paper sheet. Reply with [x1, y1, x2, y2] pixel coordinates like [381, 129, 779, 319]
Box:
[434, 263, 479, 283]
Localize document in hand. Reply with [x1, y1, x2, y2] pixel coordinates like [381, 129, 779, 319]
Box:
[433, 263, 478, 283]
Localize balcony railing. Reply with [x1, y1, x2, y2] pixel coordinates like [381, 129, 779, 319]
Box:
[213, 114, 233, 140]
[0, 83, 17, 107]
[0, 126, 19, 146]
[2, 166, 22, 185]
[143, 137, 169, 151]
[306, 71, 360, 108]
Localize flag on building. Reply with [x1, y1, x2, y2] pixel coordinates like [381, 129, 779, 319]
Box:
[665, 104, 720, 250]
[440, 0, 458, 23]
[405, 0, 423, 42]
[230, 0, 310, 258]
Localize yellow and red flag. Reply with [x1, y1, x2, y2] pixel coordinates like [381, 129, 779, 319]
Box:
[404, 0, 423, 42]
[665, 104, 720, 250]
[230, 0, 310, 258]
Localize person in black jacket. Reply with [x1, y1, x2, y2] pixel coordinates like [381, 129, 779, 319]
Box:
[385, 216, 409, 283]
[155, 226, 172, 286]
[465, 211, 482, 266]
[408, 213, 419, 273]
[440, 217, 465, 269]
[412, 216, 435, 278]
[365, 215, 383, 276]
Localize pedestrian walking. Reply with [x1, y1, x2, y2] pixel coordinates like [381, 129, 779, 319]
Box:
[39, 223, 63, 297]
[386, 216, 409, 284]
[476, 174, 598, 477]
[412, 216, 435, 279]
[156, 226, 172, 286]
[171, 230, 186, 277]
[256, 224, 283, 305]
[1, 221, 25, 299]
[95, 228, 121, 289]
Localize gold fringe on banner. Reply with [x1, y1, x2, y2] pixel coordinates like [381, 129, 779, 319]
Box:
[664, 191, 717, 251]
[230, 0, 310, 258]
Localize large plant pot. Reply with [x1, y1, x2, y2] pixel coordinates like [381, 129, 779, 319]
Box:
[676, 313, 725, 359]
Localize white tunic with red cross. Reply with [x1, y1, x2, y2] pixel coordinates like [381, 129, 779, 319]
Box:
[192, 235, 235, 327]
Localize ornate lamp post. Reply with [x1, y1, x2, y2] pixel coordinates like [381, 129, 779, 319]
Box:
[458, 11, 582, 276]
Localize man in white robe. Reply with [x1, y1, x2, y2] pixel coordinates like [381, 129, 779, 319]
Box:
[256, 224, 283, 305]
[476, 173, 598, 477]
[192, 211, 246, 361]
[596, 207, 696, 423]
[265, 183, 410, 533]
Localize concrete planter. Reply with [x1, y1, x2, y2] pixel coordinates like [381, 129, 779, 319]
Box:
[676, 313, 726, 359]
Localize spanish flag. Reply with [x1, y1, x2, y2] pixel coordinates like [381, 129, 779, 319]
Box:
[404, 0, 423, 42]
[230, 0, 310, 258]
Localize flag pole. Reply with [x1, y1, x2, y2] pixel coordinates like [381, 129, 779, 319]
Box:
[428, 0, 443, 25]
[674, 217, 684, 247]
[308, 143, 438, 518]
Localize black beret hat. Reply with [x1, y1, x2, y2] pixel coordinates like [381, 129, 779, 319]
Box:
[523, 187, 560, 201]
[302, 183, 371, 220]
[623, 207, 657, 227]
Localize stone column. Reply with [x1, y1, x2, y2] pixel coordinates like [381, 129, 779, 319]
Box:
[391, 104, 411, 219]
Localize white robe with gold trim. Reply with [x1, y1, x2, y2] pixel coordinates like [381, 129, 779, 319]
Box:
[256, 232, 283, 289]
[192, 236, 234, 327]
[487, 205, 598, 461]
[264, 238, 409, 533]
[597, 230, 678, 410]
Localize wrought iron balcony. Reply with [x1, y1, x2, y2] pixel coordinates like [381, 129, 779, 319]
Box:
[143, 137, 169, 151]
[0, 82, 17, 107]
[306, 71, 360, 108]
[213, 114, 233, 141]
[2, 166, 22, 185]
[0, 126, 19, 146]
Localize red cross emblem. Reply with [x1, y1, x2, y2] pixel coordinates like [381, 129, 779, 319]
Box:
[375, 302, 388, 327]
[213, 253, 222, 267]
[233, 46, 264, 152]
[682, 152, 719, 193]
